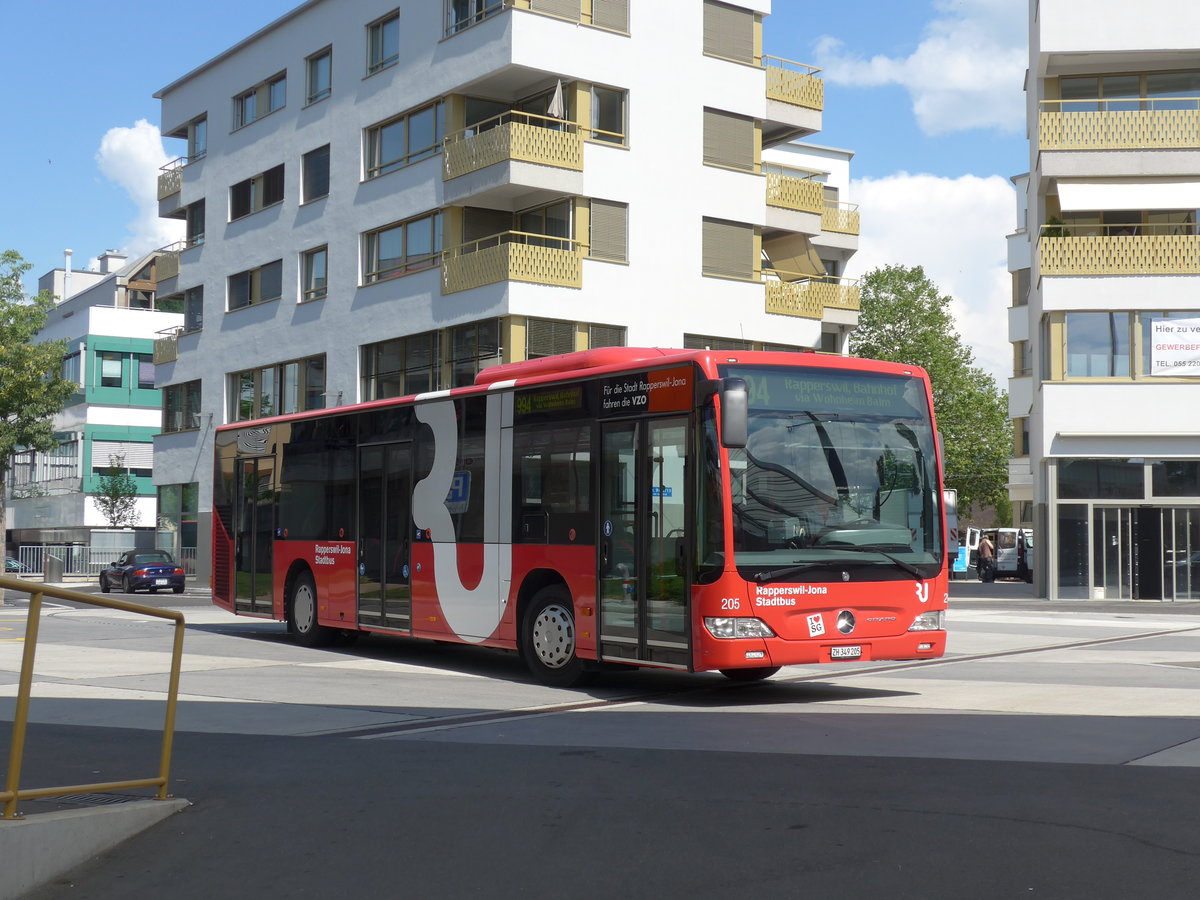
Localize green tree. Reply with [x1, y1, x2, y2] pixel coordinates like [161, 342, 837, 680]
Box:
[848, 264, 1012, 513]
[94, 453, 141, 528]
[0, 250, 77, 545]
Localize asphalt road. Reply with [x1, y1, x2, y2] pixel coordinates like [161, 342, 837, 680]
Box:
[3, 581, 1199, 899]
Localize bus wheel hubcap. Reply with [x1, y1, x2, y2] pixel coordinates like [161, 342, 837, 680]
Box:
[532, 605, 574, 669]
[294, 585, 315, 631]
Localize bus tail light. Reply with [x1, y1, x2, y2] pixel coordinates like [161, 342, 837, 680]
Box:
[704, 617, 776, 639]
[908, 610, 945, 632]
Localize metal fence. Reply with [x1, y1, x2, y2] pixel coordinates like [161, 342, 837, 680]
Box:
[13, 545, 198, 578]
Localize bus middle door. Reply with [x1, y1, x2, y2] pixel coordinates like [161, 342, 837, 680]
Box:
[358, 442, 413, 630]
[599, 416, 691, 670]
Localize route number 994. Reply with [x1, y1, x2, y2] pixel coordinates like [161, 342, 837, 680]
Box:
[720, 598, 741, 611]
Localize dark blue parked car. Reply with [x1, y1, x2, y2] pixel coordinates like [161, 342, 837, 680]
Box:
[99, 550, 185, 594]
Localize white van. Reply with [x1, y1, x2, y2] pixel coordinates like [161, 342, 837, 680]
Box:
[965, 527, 1034, 583]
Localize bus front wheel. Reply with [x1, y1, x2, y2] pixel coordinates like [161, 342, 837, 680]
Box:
[288, 571, 335, 648]
[720, 666, 780, 682]
[521, 586, 588, 687]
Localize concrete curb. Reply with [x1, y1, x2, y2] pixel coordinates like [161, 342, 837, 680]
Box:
[0, 797, 190, 899]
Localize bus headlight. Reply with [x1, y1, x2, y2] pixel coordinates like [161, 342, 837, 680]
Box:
[704, 617, 776, 639]
[908, 610, 945, 632]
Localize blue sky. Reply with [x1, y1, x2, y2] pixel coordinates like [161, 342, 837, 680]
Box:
[0, 0, 1028, 380]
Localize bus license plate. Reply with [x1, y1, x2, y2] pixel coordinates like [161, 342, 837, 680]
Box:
[155, 579, 169, 586]
[830, 645, 862, 660]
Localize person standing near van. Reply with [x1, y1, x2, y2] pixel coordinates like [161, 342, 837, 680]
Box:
[977, 534, 996, 583]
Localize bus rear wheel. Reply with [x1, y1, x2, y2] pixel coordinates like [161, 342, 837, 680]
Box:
[288, 571, 335, 648]
[720, 666, 780, 682]
[521, 585, 587, 687]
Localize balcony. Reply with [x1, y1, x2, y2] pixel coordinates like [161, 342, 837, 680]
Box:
[158, 158, 186, 201]
[822, 201, 861, 236]
[153, 326, 184, 365]
[1038, 224, 1200, 275]
[764, 56, 823, 111]
[764, 164, 824, 214]
[444, 112, 583, 181]
[764, 273, 860, 319]
[1039, 98, 1200, 150]
[441, 231, 584, 294]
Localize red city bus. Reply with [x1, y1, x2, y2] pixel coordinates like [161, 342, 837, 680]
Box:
[213, 348, 947, 685]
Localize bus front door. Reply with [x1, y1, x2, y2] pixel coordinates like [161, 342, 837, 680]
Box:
[358, 443, 413, 630]
[599, 417, 691, 669]
[234, 457, 275, 616]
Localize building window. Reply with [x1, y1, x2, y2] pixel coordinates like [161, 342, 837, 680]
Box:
[230, 164, 284, 220]
[684, 334, 752, 351]
[91, 441, 153, 478]
[1061, 71, 1200, 109]
[703, 0, 757, 65]
[230, 354, 326, 421]
[1013, 417, 1029, 456]
[702, 218, 756, 280]
[1065, 312, 1130, 378]
[517, 199, 572, 246]
[526, 318, 575, 359]
[1014, 340, 1032, 376]
[184, 286, 204, 333]
[589, 199, 628, 262]
[365, 101, 445, 179]
[233, 72, 286, 129]
[306, 48, 332, 104]
[302, 145, 330, 202]
[228, 260, 283, 311]
[703, 109, 756, 171]
[589, 324, 626, 349]
[185, 200, 205, 246]
[367, 12, 400, 75]
[62, 351, 82, 386]
[1012, 267, 1030, 307]
[362, 331, 439, 400]
[446, 0, 504, 35]
[98, 351, 124, 388]
[1058, 458, 1144, 500]
[451, 319, 501, 386]
[363, 211, 443, 283]
[137, 354, 155, 390]
[590, 86, 627, 144]
[163, 380, 202, 433]
[302, 247, 328, 302]
[188, 116, 207, 161]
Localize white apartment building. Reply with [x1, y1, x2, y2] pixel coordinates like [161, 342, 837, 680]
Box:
[6, 251, 182, 550]
[1009, 0, 1200, 600]
[152, 0, 859, 582]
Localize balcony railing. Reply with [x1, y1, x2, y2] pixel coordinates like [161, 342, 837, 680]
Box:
[442, 230, 585, 294]
[764, 272, 860, 319]
[822, 201, 861, 235]
[763, 56, 824, 111]
[155, 242, 186, 281]
[1038, 223, 1200, 275]
[1039, 98, 1200, 150]
[154, 326, 184, 364]
[764, 164, 824, 214]
[444, 111, 583, 181]
[157, 157, 186, 200]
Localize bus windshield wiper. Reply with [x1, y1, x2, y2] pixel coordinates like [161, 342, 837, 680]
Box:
[820, 545, 925, 580]
[754, 546, 925, 583]
[753, 562, 833, 583]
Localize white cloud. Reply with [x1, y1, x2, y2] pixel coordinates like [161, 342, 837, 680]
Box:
[814, 0, 1026, 135]
[845, 171, 1016, 384]
[94, 119, 184, 263]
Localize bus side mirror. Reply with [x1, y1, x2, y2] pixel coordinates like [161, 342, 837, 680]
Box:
[720, 378, 748, 449]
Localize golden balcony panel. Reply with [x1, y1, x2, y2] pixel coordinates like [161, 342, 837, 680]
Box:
[764, 164, 824, 214]
[1038, 225, 1200, 275]
[157, 158, 185, 200]
[153, 327, 183, 365]
[444, 112, 583, 181]
[156, 242, 185, 281]
[441, 230, 584, 294]
[764, 272, 860, 319]
[764, 56, 824, 111]
[822, 201, 861, 235]
[1039, 99, 1200, 150]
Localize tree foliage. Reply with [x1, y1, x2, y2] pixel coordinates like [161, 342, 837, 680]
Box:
[1, 250, 77, 537]
[94, 453, 141, 528]
[848, 264, 1011, 513]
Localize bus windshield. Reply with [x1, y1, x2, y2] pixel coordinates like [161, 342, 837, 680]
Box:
[720, 365, 943, 581]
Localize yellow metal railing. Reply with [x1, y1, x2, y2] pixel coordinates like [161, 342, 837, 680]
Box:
[443, 111, 583, 180]
[157, 158, 185, 201]
[1039, 97, 1200, 150]
[764, 56, 824, 111]
[822, 201, 861, 235]
[764, 164, 824, 214]
[441, 230, 585, 294]
[1038, 224, 1200, 275]
[1, 575, 185, 819]
[764, 272, 860, 319]
[154, 326, 184, 364]
[156, 242, 185, 281]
